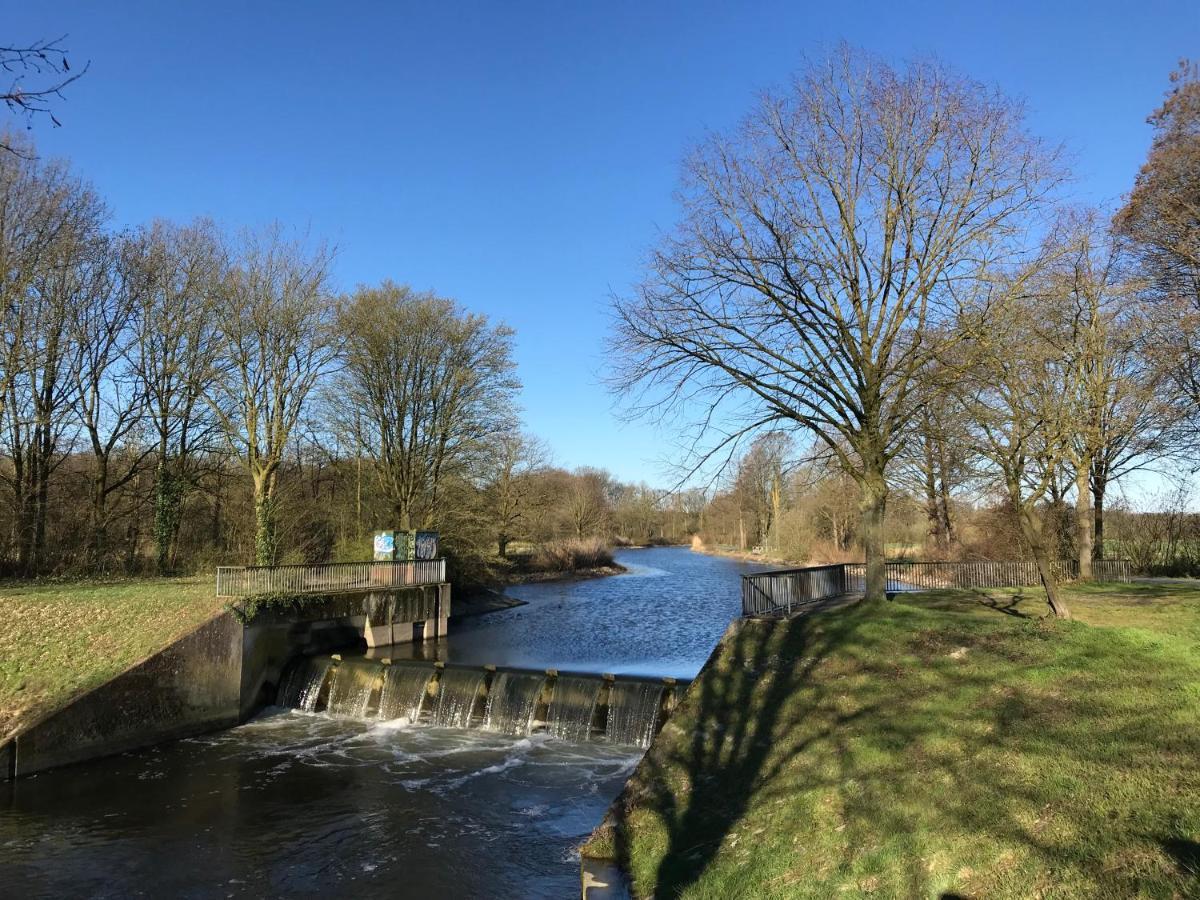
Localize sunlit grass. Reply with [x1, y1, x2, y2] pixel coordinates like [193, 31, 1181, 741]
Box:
[586, 581, 1200, 898]
[0, 578, 223, 743]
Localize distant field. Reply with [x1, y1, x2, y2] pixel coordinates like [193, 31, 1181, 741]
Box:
[588, 580, 1200, 898]
[0, 578, 223, 743]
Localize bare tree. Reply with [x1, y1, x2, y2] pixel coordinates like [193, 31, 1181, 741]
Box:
[1041, 211, 1178, 577]
[1115, 60, 1200, 450]
[335, 282, 519, 532]
[610, 46, 1061, 602]
[561, 468, 613, 540]
[128, 219, 225, 572]
[71, 231, 154, 567]
[0, 150, 103, 572]
[1, 38, 88, 155]
[482, 430, 549, 557]
[954, 259, 1077, 618]
[209, 226, 338, 565]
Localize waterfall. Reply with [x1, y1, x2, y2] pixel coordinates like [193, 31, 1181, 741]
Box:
[275, 657, 671, 748]
[277, 657, 333, 712]
[430, 668, 485, 729]
[482, 672, 546, 736]
[378, 665, 435, 722]
[325, 663, 379, 718]
[545, 677, 601, 742]
[606, 681, 664, 748]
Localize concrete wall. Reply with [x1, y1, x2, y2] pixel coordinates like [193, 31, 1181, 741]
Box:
[10, 612, 244, 777]
[3, 582, 450, 779]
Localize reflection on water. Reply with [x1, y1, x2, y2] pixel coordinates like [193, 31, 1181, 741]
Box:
[386, 546, 771, 679]
[0, 711, 640, 899]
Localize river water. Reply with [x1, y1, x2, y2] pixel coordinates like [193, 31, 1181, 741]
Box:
[389, 546, 771, 679]
[0, 547, 764, 898]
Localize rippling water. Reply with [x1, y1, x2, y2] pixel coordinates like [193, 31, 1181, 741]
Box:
[0, 712, 640, 899]
[387, 546, 771, 679]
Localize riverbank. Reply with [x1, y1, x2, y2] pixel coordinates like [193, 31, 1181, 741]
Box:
[500, 563, 627, 585]
[693, 543, 807, 568]
[584, 581, 1200, 898]
[0, 578, 223, 743]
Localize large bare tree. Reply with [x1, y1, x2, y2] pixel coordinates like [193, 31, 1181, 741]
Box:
[611, 47, 1061, 601]
[129, 219, 225, 572]
[209, 226, 338, 565]
[335, 282, 519, 532]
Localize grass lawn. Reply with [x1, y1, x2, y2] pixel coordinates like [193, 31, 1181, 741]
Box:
[0, 578, 224, 743]
[585, 581, 1200, 898]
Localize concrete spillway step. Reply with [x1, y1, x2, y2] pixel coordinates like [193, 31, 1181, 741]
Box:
[275, 656, 678, 749]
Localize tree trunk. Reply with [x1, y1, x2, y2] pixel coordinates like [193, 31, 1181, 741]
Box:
[922, 440, 943, 548]
[253, 469, 278, 566]
[1017, 503, 1071, 619]
[1092, 479, 1106, 563]
[859, 473, 888, 603]
[90, 459, 109, 570]
[153, 441, 182, 574]
[1075, 460, 1093, 581]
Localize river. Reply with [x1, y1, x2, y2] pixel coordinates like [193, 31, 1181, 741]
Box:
[390, 545, 772, 679]
[0, 547, 766, 898]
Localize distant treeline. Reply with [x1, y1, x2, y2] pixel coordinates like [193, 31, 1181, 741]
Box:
[0, 133, 705, 582]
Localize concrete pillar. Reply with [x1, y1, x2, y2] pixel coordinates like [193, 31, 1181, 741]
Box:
[363, 619, 391, 648]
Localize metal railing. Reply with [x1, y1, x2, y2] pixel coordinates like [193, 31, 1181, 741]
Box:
[216, 558, 447, 598]
[742, 558, 1132, 616]
[741, 563, 848, 616]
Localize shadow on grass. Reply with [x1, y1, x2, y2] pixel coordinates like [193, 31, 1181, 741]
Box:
[1161, 837, 1200, 877]
[910, 588, 1035, 619]
[608, 602, 872, 898]
[602, 594, 1200, 898]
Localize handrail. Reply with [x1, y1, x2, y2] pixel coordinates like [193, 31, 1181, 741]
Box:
[741, 558, 1132, 616]
[215, 558, 447, 598]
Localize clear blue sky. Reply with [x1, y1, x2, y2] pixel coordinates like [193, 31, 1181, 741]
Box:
[6, 0, 1199, 488]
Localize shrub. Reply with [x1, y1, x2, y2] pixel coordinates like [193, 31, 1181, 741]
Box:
[530, 537, 614, 572]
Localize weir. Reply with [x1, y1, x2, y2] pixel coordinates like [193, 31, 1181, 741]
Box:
[276, 656, 677, 748]
[607, 680, 668, 748]
[483, 671, 546, 735]
[378, 665, 434, 721]
[546, 676, 602, 742]
[430, 668, 486, 729]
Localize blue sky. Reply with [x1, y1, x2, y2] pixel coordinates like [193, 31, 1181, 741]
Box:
[6, 1, 1199, 490]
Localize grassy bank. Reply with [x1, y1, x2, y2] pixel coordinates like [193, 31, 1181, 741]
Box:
[0, 578, 223, 743]
[585, 581, 1200, 898]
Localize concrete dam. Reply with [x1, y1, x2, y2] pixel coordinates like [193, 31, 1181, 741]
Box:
[280, 656, 679, 748]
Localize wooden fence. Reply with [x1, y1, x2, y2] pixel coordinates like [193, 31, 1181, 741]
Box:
[742, 558, 1132, 617]
[215, 558, 447, 598]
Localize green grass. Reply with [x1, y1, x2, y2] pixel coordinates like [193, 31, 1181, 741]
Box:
[0, 578, 223, 743]
[585, 582, 1200, 898]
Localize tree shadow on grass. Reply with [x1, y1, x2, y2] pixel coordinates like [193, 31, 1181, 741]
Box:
[911, 588, 1034, 619]
[602, 597, 1200, 898]
[608, 602, 871, 897]
[1160, 836, 1200, 878]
